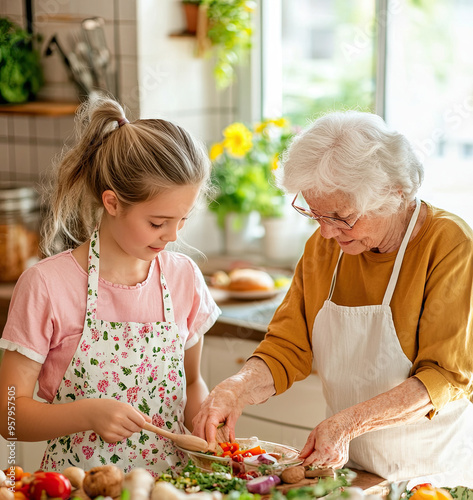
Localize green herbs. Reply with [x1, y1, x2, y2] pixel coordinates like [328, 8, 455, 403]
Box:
[158, 460, 248, 494]
[0, 17, 44, 103]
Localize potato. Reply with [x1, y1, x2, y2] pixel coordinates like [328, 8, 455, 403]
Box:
[280, 465, 306, 484]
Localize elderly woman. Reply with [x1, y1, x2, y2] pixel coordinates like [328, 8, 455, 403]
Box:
[193, 111, 473, 487]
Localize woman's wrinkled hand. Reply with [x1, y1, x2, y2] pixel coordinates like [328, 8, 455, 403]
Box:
[299, 415, 352, 469]
[192, 377, 246, 450]
[85, 398, 151, 443]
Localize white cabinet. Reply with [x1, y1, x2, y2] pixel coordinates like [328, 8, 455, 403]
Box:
[201, 335, 327, 450]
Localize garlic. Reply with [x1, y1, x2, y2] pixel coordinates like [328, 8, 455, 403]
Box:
[62, 466, 86, 490]
[151, 481, 186, 500]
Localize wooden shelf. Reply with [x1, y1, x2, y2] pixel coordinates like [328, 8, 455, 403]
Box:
[0, 101, 78, 117]
[169, 30, 197, 38]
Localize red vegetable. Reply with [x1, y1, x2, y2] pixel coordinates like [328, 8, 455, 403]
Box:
[411, 484, 433, 492]
[28, 471, 72, 500]
[246, 474, 281, 495]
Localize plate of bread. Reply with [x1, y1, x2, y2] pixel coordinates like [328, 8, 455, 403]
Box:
[210, 268, 291, 300]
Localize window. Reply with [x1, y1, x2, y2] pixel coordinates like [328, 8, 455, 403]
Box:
[280, 0, 376, 125]
[263, 0, 473, 226]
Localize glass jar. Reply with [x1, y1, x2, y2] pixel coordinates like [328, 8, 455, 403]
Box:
[0, 184, 41, 282]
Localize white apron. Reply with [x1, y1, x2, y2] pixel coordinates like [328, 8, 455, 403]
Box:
[312, 199, 473, 487]
[41, 229, 187, 476]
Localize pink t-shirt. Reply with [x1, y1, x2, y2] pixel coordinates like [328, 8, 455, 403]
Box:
[0, 249, 220, 403]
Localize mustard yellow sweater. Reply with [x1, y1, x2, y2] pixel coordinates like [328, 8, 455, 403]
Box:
[254, 202, 473, 417]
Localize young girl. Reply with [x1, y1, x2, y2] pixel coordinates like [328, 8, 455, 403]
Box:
[0, 97, 220, 474]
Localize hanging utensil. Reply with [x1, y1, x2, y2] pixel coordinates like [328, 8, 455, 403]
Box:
[44, 34, 91, 97]
[81, 17, 114, 94]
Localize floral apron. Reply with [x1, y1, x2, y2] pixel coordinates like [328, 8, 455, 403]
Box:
[312, 199, 473, 487]
[41, 229, 187, 475]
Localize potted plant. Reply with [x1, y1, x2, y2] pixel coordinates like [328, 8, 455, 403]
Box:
[181, 0, 255, 89]
[208, 118, 295, 253]
[182, 0, 202, 34]
[0, 17, 43, 104]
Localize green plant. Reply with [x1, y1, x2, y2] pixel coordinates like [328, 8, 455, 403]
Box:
[0, 17, 44, 104]
[200, 0, 255, 89]
[208, 118, 296, 226]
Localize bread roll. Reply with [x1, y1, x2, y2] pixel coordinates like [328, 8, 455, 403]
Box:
[227, 268, 275, 292]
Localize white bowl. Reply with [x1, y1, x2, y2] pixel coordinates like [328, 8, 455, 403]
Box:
[176, 437, 302, 473]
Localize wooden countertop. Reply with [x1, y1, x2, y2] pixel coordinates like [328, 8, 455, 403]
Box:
[274, 469, 388, 496]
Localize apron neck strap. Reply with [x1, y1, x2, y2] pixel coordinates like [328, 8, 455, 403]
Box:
[327, 199, 421, 304]
[86, 230, 176, 323]
[86, 227, 100, 320]
[157, 253, 175, 323]
[382, 198, 421, 305]
[327, 250, 343, 301]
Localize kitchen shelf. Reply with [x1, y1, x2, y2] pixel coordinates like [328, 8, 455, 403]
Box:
[169, 30, 197, 38]
[0, 101, 78, 117]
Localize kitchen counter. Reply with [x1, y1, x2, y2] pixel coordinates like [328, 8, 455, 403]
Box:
[206, 287, 287, 342]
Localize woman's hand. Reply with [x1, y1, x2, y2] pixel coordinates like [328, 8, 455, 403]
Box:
[85, 398, 151, 443]
[299, 414, 352, 468]
[192, 357, 276, 449]
[192, 377, 246, 449]
[299, 377, 434, 468]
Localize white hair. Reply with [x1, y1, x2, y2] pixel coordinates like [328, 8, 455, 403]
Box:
[279, 111, 424, 216]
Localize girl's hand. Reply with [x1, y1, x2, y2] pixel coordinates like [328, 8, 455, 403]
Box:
[86, 398, 151, 443]
[299, 415, 351, 469]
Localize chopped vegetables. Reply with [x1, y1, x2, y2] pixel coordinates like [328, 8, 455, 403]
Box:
[216, 442, 267, 461]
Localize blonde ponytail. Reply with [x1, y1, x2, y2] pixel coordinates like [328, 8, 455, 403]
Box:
[42, 96, 210, 255]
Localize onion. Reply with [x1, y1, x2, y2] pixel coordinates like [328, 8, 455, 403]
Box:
[246, 475, 281, 495]
[244, 453, 278, 466]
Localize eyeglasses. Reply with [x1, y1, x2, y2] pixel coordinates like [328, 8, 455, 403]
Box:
[291, 193, 359, 230]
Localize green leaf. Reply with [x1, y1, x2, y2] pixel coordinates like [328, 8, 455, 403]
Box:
[110, 454, 120, 464]
[139, 433, 150, 445]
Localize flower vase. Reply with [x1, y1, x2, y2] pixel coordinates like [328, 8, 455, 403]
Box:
[223, 212, 260, 255]
[262, 216, 304, 264]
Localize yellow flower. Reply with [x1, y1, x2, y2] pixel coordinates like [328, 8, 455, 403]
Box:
[254, 121, 267, 134]
[270, 117, 289, 128]
[271, 153, 280, 170]
[223, 122, 253, 157]
[209, 142, 224, 161]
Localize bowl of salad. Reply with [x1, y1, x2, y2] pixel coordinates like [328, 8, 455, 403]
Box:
[176, 436, 303, 474]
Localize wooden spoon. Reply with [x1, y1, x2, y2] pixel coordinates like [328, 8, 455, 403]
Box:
[143, 422, 209, 452]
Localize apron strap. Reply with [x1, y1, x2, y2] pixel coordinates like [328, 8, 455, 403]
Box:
[158, 253, 175, 323]
[327, 249, 344, 301]
[86, 227, 100, 320]
[382, 198, 421, 305]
